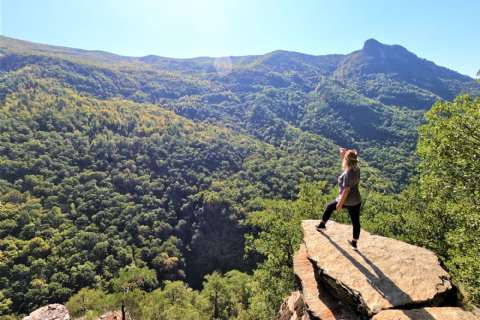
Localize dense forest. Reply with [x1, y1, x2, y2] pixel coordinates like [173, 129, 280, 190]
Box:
[0, 36, 479, 319]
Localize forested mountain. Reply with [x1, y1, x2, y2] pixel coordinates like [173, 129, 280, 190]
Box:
[2, 36, 479, 190]
[0, 36, 479, 317]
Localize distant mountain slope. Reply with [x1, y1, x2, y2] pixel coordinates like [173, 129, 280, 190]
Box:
[0, 35, 137, 65]
[1, 35, 479, 190]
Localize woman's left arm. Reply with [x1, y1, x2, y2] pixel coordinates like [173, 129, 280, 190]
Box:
[336, 187, 350, 211]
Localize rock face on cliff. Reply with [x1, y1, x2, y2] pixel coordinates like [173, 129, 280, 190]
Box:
[22, 304, 70, 320]
[280, 220, 478, 320]
[277, 291, 311, 320]
[293, 244, 357, 320]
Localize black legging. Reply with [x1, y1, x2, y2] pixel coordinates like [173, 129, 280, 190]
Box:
[321, 200, 361, 240]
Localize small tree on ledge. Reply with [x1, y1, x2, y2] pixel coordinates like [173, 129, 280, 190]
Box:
[111, 266, 158, 320]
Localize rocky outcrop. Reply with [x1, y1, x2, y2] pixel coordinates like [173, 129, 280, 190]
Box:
[23, 304, 70, 320]
[282, 220, 477, 320]
[304, 220, 452, 315]
[23, 305, 122, 320]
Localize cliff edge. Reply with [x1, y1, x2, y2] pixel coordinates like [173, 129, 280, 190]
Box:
[278, 220, 477, 320]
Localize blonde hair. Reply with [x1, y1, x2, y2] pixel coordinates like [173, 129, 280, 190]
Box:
[342, 149, 359, 170]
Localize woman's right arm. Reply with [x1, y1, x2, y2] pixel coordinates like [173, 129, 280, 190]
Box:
[336, 187, 350, 211]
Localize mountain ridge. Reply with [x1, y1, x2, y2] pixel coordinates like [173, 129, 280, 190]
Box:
[1, 35, 476, 79]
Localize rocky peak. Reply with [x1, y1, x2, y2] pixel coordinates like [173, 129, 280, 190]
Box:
[362, 38, 384, 51]
[278, 220, 478, 320]
[361, 38, 412, 58]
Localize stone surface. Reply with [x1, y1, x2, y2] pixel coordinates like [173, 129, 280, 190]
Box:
[372, 307, 478, 320]
[277, 291, 311, 320]
[23, 304, 70, 320]
[293, 244, 357, 319]
[302, 220, 452, 316]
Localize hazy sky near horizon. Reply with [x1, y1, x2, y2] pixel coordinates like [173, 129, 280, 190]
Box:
[1, 0, 478, 76]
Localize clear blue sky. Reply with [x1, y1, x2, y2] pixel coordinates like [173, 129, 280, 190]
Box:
[1, 0, 478, 76]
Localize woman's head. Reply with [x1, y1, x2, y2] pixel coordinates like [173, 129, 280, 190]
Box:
[342, 149, 359, 170]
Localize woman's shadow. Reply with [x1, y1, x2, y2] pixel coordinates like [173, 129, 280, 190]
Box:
[318, 231, 437, 319]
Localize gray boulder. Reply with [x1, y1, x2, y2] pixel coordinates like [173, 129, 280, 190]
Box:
[23, 304, 70, 320]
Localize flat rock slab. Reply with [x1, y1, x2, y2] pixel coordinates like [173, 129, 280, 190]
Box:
[294, 244, 356, 319]
[302, 220, 452, 316]
[372, 307, 478, 320]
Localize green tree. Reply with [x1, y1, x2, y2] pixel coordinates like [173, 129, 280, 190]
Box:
[411, 96, 480, 304]
[142, 281, 208, 320]
[0, 292, 12, 316]
[65, 288, 111, 319]
[111, 265, 158, 319]
[199, 271, 250, 320]
[201, 272, 229, 319]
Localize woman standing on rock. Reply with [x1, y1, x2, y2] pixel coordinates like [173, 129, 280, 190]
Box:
[316, 148, 361, 248]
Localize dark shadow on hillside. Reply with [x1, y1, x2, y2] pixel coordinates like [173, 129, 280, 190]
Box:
[318, 231, 436, 319]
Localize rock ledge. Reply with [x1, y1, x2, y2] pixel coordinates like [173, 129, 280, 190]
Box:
[279, 220, 477, 320]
